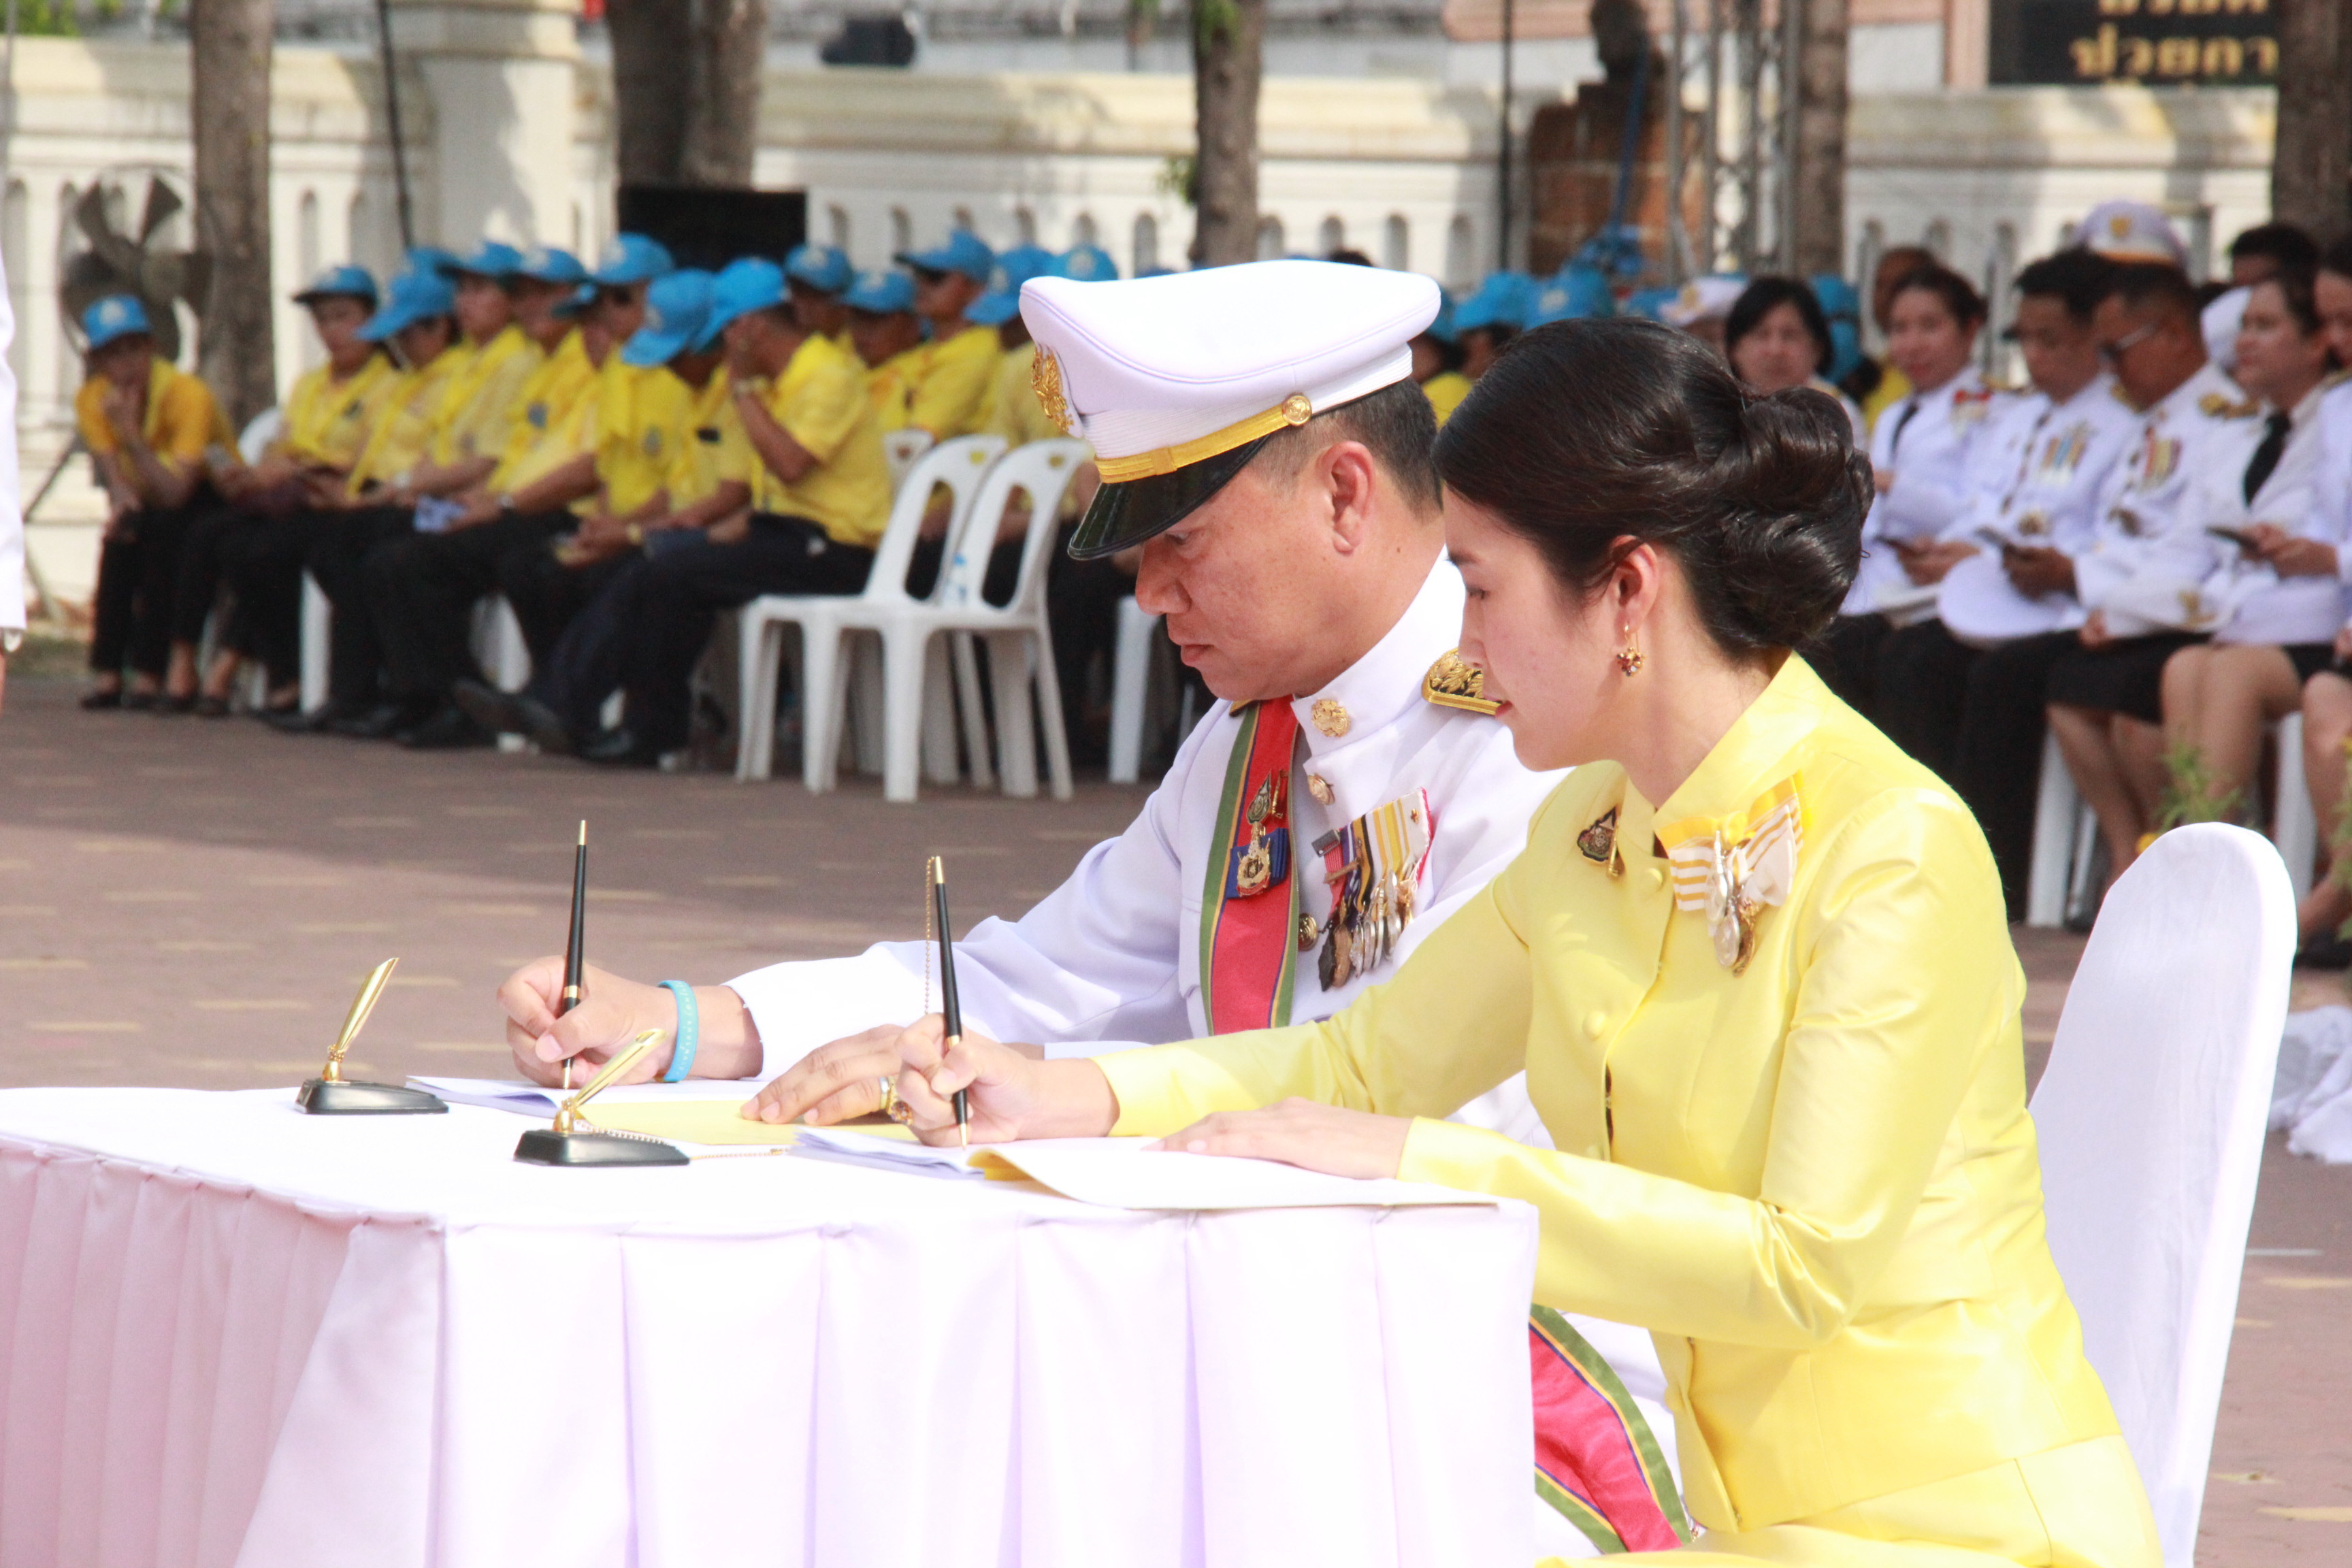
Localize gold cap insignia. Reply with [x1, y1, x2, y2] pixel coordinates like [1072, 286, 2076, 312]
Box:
[1422, 649, 1500, 715]
[1032, 347, 1075, 435]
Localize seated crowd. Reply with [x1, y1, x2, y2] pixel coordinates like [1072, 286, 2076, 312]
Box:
[74, 206, 2352, 947]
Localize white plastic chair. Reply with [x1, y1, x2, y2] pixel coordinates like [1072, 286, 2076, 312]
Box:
[235, 408, 281, 466]
[2271, 710, 2319, 902]
[2029, 822, 2293, 1567]
[811, 438, 1091, 803]
[299, 572, 332, 714]
[735, 435, 1007, 785]
[883, 428, 936, 491]
[1107, 595, 1160, 785]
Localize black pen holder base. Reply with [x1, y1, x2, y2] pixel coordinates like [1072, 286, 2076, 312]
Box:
[514, 1128, 689, 1166]
[297, 1079, 450, 1115]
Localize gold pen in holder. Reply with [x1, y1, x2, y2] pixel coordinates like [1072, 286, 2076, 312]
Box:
[514, 1030, 689, 1166]
[295, 958, 450, 1115]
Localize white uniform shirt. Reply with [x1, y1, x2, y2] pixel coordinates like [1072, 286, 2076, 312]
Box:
[2074, 361, 2251, 638]
[1933, 376, 2140, 643]
[2195, 380, 2345, 647]
[725, 560, 1569, 1143]
[1844, 368, 2002, 615]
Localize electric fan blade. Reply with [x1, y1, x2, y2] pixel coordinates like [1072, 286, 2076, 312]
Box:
[137, 177, 183, 245]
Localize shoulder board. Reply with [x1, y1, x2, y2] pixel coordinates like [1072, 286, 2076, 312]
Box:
[1422, 649, 1500, 716]
[2198, 392, 2260, 419]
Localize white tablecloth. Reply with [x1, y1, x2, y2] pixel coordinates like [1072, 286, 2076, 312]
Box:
[0, 1088, 1538, 1568]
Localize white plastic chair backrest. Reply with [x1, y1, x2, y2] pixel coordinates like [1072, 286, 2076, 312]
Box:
[237, 407, 282, 466]
[934, 438, 1092, 612]
[860, 434, 1006, 608]
[2029, 823, 2292, 1567]
[883, 427, 936, 491]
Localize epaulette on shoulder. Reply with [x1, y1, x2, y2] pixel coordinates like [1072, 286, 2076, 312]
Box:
[1422, 650, 1500, 716]
[2198, 391, 2260, 419]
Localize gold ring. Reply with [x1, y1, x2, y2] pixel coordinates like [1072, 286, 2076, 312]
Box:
[881, 1076, 913, 1122]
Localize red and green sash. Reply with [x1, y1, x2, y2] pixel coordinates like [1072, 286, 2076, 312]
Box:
[1530, 1307, 1691, 1552]
[1198, 699, 1301, 1035]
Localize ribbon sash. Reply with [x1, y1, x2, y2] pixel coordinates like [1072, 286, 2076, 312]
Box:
[1199, 700, 1301, 1034]
[1529, 1308, 1692, 1551]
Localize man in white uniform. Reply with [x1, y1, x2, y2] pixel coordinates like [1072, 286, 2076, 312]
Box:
[495, 259, 1682, 1556]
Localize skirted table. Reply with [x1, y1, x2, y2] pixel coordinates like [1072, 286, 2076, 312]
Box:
[0, 1088, 1537, 1568]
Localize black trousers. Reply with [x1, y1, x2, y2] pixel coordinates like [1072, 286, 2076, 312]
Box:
[1047, 532, 1132, 766]
[304, 506, 414, 708]
[500, 544, 646, 735]
[1953, 630, 2080, 922]
[617, 514, 873, 753]
[167, 507, 259, 650]
[217, 512, 314, 687]
[364, 510, 572, 706]
[90, 504, 201, 679]
[1876, 619, 1980, 784]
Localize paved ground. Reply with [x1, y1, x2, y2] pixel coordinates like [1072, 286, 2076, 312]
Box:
[3, 671, 2346, 1557]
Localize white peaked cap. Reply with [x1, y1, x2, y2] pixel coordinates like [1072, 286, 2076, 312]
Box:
[1019, 260, 1441, 478]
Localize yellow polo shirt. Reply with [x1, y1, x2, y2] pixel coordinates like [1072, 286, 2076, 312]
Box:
[865, 345, 924, 433]
[595, 360, 696, 518]
[904, 323, 1001, 438]
[278, 354, 398, 471]
[345, 347, 465, 495]
[983, 341, 1070, 446]
[424, 324, 541, 467]
[665, 368, 745, 508]
[1421, 370, 1472, 426]
[76, 358, 233, 466]
[487, 330, 597, 487]
[747, 333, 890, 548]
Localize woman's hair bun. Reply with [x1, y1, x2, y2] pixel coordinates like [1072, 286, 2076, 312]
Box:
[1435, 318, 1869, 658]
[1704, 388, 1872, 651]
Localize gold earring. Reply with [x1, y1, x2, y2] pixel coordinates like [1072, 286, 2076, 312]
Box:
[1616, 626, 1644, 677]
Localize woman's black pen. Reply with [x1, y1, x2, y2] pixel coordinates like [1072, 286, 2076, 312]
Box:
[928, 855, 968, 1145]
[559, 820, 587, 1092]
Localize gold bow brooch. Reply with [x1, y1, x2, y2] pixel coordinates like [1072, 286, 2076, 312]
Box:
[1656, 777, 1803, 974]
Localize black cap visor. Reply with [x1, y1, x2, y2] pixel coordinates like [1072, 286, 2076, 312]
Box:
[1066, 434, 1273, 561]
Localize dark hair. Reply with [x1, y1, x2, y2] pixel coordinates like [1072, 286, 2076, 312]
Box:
[1256, 377, 1442, 512]
[2230, 222, 2320, 272]
[1437, 318, 1869, 656]
[1888, 263, 1987, 329]
[2252, 261, 2324, 338]
[1724, 276, 1835, 376]
[2098, 261, 2202, 327]
[1326, 248, 1375, 267]
[2321, 233, 2352, 282]
[2012, 248, 2117, 322]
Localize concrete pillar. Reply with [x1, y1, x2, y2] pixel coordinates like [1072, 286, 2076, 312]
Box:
[389, 0, 579, 249]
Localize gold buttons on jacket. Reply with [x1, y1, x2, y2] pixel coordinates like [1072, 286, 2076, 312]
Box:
[1306, 773, 1333, 805]
[1310, 699, 1351, 738]
[1646, 867, 1667, 892]
[1583, 1011, 1608, 1039]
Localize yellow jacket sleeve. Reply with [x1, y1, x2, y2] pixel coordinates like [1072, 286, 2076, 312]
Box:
[906, 327, 1000, 438]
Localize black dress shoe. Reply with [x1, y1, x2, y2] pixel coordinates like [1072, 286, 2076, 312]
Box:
[453, 679, 577, 756]
[79, 688, 123, 711]
[399, 704, 496, 750]
[156, 693, 197, 715]
[266, 703, 337, 734]
[331, 702, 411, 740]
[120, 689, 159, 712]
[193, 696, 232, 719]
[579, 726, 657, 766]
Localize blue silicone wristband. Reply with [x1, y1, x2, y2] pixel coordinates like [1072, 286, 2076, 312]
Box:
[659, 981, 699, 1082]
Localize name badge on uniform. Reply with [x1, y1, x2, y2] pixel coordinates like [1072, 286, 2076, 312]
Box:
[1311, 791, 1433, 990]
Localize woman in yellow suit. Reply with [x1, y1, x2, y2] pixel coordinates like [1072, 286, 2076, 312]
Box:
[892, 318, 2161, 1567]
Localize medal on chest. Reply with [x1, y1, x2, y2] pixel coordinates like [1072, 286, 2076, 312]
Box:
[1656, 778, 1805, 974]
[2035, 423, 2089, 484]
[1226, 770, 1290, 898]
[1312, 790, 1435, 990]
[2136, 429, 2181, 487]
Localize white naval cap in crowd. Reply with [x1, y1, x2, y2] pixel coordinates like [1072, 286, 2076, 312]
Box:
[2072, 199, 2189, 267]
[1018, 259, 1441, 559]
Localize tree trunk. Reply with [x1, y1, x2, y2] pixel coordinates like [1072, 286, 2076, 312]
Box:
[1191, 0, 1264, 267]
[2272, 0, 2352, 241]
[190, 0, 277, 429]
[610, 0, 765, 189]
[1789, 0, 1848, 277]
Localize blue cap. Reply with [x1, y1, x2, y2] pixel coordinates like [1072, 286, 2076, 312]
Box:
[438, 239, 524, 280]
[1810, 274, 1863, 385]
[405, 245, 461, 278]
[966, 244, 1058, 327]
[623, 269, 719, 366]
[82, 293, 152, 350]
[1529, 263, 1615, 327]
[1419, 295, 1458, 346]
[1622, 286, 1681, 324]
[1135, 264, 1178, 279]
[358, 268, 458, 342]
[1056, 244, 1120, 284]
[705, 257, 787, 336]
[555, 282, 595, 318]
[591, 233, 676, 288]
[784, 243, 854, 295]
[843, 267, 917, 315]
[1453, 271, 1537, 335]
[514, 245, 588, 286]
[894, 229, 994, 284]
[292, 263, 379, 308]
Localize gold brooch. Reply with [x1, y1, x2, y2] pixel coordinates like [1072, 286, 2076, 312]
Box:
[1032, 348, 1075, 435]
[1577, 807, 1618, 867]
[1311, 698, 1351, 738]
[1422, 649, 1500, 715]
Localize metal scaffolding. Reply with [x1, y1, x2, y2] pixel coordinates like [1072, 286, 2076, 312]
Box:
[1663, 0, 1799, 285]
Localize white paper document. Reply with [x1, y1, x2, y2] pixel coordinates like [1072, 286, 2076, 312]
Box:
[406, 1077, 762, 1117]
[793, 1126, 988, 1179]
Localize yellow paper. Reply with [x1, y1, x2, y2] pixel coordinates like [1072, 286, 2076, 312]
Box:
[587, 1102, 921, 1147]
